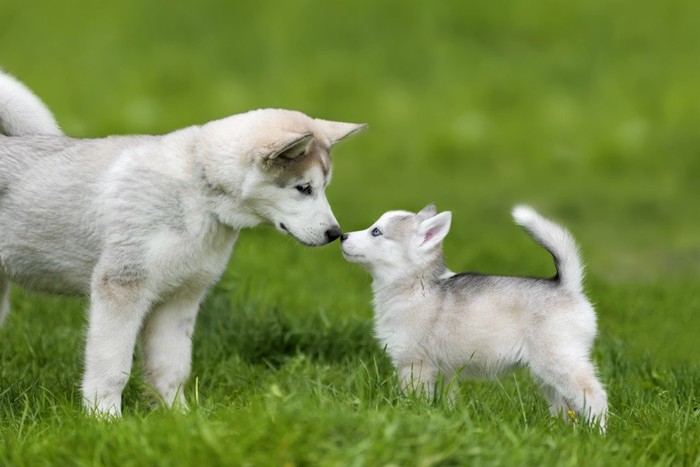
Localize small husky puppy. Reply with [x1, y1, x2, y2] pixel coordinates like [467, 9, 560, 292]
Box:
[0, 71, 365, 416]
[341, 204, 608, 429]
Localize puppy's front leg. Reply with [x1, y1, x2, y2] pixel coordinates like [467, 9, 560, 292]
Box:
[82, 272, 154, 416]
[140, 287, 207, 409]
[400, 361, 438, 401]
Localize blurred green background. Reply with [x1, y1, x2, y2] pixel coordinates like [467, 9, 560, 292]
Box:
[2, 0, 698, 362]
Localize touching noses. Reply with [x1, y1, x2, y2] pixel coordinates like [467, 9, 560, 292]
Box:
[325, 226, 343, 243]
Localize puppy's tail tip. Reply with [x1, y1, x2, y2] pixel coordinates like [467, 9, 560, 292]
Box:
[512, 205, 538, 225]
[0, 70, 62, 137]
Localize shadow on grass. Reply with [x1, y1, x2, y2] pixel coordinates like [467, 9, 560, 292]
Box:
[195, 291, 377, 367]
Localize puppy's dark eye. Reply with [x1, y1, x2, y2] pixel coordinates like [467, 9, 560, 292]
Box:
[371, 227, 382, 237]
[295, 184, 312, 195]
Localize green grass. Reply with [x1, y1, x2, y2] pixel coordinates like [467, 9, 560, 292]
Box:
[1, 0, 699, 465]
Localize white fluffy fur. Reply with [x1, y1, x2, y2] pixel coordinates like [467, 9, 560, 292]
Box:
[0, 70, 365, 416]
[342, 205, 608, 430]
[0, 71, 62, 136]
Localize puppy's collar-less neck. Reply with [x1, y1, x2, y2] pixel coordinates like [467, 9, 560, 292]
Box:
[371, 260, 449, 301]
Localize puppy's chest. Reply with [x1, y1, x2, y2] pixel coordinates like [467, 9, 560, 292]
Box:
[374, 300, 435, 363]
[148, 225, 239, 294]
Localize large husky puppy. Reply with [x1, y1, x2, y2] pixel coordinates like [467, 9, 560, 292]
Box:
[341, 204, 608, 430]
[0, 71, 365, 416]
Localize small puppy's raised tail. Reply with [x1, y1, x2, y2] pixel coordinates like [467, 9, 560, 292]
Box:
[512, 205, 584, 295]
[0, 70, 62, 136]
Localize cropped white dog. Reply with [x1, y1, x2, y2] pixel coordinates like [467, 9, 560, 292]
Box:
[341, 204, 608, 429]
[0, 71, 365, 416]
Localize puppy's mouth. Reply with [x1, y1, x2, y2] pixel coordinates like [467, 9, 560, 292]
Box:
[342, 250, 365, 260]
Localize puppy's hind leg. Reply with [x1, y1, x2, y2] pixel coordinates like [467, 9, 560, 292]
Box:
[140, 287, 207, 410]
[571, 365, 608, 431]
[0, 272, 9, 327]
[541, 384, 572, 420]
[532, 360, 608, 431]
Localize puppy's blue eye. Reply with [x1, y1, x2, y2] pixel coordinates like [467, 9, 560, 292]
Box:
[295, 184, 312, 195]
[371, 227, 382, 237]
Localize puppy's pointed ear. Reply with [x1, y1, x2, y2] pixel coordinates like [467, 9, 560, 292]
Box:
[416, 203, 437, 221]
[314, 119, 367, 147]
[266, 132, 314, 160]
[416, 211, 452, 250]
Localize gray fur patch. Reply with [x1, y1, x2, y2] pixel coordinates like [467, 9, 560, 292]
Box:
[100, 262, 147, 289]
[384, 214, 414, 240]
[437, 273, 561, 304]
[440, 272, 553, 289]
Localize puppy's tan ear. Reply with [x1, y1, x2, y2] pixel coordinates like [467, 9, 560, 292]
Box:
[416, 203, 438, 221]
[266, 132, 314, 160]
[314, 119, 367, 146]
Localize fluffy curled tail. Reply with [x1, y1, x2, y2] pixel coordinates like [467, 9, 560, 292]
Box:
[0, 70, 62, 136]
[512, 205, 585, 294]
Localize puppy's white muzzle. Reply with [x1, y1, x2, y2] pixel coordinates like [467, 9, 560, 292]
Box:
[340, 231, 366, 262]
[278, 220, 342, 246]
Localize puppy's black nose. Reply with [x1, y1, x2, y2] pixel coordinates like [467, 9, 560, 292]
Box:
[340, 233, 348, 243]
[325, 226, 343, 243]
